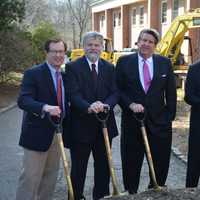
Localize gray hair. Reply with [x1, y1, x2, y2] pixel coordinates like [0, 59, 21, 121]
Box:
[83, 31, 104, 47]
[138, 28, 160, 45]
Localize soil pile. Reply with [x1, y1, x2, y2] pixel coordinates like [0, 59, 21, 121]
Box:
[103, 188, 200, 200]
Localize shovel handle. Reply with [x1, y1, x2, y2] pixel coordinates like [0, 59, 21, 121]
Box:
[95, 105, 110, 124]
[132, 110, 146, 123]
[46, 112, 64, 133]
[132, 109, 160, 190]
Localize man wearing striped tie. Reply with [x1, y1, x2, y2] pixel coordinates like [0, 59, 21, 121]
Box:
[116, 28, 177, 194]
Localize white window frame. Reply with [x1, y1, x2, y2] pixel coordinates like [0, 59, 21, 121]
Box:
[161, 1, 167, 24]
[172, 0, 179, 20]
[100, 15, 105, 28]
[132, 8, 137, 25]
[139, 6, 144, 25]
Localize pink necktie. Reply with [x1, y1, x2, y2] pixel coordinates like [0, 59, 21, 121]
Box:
[143, 60, 151, 93]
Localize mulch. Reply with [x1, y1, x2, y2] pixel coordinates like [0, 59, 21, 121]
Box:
[103, 188, 200, 200]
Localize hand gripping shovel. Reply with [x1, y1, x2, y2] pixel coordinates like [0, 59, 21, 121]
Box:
[95, 106, 127, 198]
[47, 113, 74, 200]
[133, 111, 161, 191]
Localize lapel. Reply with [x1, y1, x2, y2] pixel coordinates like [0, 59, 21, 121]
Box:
[132, 54, 145, 93]
[42, 63, 57, 102]
[96, 59, 104, 97]
[81, 56, 93, 83]
[147, 54, 160, 94]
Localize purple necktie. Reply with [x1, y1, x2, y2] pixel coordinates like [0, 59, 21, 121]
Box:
[143, 60, 151, 93]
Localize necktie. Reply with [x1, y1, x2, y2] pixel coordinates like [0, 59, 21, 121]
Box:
[56, 71, 63, 111]
[91, 63, 98, 90]
[143, 60, 151, 93]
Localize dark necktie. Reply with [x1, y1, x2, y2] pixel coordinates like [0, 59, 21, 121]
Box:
[56, 71, 63, 111]
[91, 63, 98, 91]
[143, 60, 151, 93]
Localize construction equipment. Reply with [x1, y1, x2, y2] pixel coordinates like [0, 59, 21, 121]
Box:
[156, 8, 200, 70]
[70, 8, 200, 72]
[70, 38, 113, 63]
[155, 8, 200, 88]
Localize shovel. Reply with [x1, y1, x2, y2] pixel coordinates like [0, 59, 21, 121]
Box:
[95, 106, 127, 198]
[133, 111, 161, 191]
[47, 113, 74, 200]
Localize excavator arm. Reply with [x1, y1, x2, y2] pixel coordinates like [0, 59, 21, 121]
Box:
[156, 8, 200, 65]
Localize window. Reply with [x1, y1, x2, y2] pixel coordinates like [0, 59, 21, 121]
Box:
[172, 0, 179, 19]
[132, 8, 137, 25]
[113, 13, 116, 27]
[118, 12, 121, 26]
[139, 6, 144, 25]
[100, 15, 105, 28]
[161, 1, 167, 23]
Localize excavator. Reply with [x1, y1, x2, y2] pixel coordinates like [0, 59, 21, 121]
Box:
[70, 38, 114, 63]
[156, 8, 200, 67]
[69, 8, 200, 76]
[156, 8, 200, 88]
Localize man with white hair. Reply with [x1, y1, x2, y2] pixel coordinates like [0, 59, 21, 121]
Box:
[66, 31, 119, 200]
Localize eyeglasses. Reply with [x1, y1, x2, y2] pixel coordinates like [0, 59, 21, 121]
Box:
[48, 50, 65, 55]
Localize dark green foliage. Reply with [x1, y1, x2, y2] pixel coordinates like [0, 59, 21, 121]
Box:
[32, 21, 59, 63]
[0, 0, 25, 31]
[0, 26, 33, 82]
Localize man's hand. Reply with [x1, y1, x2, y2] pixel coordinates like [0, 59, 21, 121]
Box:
[43, 105, 61, 117]
[129, 102, 144, 113]
[88, 101, 109, 114]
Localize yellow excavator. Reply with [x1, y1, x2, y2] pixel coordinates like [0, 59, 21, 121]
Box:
[156, 8, 200, 88]
[70, 38, 113, 63]
[156, 8, 200, 69]
[70, 8, 200, 73]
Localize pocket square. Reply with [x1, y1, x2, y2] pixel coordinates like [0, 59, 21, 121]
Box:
[161, 74, 167, 77]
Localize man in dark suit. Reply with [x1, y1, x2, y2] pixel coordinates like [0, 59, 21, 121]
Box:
[116, 28, 176, 194]
[185, 60, 200, 187]
[66, 31, 118, 200]
[16, 39, 70, 200]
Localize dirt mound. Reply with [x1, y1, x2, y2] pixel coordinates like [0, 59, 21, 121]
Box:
[103, 188, 200, 200]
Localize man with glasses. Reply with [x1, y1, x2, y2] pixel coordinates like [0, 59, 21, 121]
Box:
[16, 39, 70, 200]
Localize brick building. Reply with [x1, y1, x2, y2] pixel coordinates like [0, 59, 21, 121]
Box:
[91, 0, 200, 61]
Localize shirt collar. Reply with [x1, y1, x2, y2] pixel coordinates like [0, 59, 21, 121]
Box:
[138, 54, 153, 65]
[46, 61, 61, 73]
[86, 57, 99, 69]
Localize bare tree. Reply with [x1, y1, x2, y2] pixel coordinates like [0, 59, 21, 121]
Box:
[22, 0, 53, 28]
[66, 0, 92, 48]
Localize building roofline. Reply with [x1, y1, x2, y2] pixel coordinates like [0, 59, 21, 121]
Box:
[90, 0, 113, 7]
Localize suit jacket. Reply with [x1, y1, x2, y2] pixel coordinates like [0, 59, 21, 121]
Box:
[185, 61, 200, 140]
[65, 56, 119, 143]
[116, 53, 177, 137]
[18, 63, 70, 151]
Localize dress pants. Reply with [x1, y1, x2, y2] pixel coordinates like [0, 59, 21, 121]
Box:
[16, 135, 60, 200]
[186, 134, 200, 187]
[121, 124, 172, 193]
[70, 134, 111, 200]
